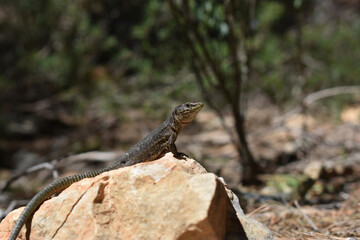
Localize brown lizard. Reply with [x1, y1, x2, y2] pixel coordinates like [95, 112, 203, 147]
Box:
[8, 102, 204, 240]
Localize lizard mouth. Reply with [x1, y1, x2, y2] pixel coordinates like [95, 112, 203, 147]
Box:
[178, 102, 204, 124]
[190, 102, 204, 112]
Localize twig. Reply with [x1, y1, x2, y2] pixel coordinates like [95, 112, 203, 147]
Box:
[191, 60, 239, 149]
[294, 200, 319, 232]
[55, 151, 122, 168]
[0, 200, 28, 220]
[246, 204, 271, 218]
[181, 1, 233, 103]
[1, 162, 58, 193]
[1, 151, 122, 193]
[303, 231, 349, 240]
[224, 0, 242, 104]
[274, 86, 360, 124]
[303, 86, 360, 106]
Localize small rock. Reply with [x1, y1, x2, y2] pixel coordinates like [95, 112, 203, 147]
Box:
[303, 161, 323, 180]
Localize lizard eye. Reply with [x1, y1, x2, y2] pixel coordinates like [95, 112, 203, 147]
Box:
[185, 103, 190, 108]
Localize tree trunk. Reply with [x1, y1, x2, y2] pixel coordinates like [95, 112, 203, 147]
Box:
[233, 108, 262, 185]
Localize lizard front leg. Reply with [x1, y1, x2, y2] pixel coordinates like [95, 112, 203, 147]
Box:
[169, 134, 188, 159]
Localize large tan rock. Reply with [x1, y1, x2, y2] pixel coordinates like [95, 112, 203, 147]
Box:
[0, 153, 273, 240]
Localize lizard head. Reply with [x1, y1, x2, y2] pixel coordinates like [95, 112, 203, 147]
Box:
[173, 102, 204, 124]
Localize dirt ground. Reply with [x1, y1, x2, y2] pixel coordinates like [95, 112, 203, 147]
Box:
[1, 97, 360, 239]
[189, 97, 360, 239]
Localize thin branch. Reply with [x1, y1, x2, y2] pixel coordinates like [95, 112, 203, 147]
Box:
[167, 0, 217, 90]
[246, 204, 271, 218]
[303, 86, 360, 106]
[181, 1, 233, 103]
[55, 151, 122, 168]
[0, 200, 29, 220]
[224, 0, 242, 105]
[274, 86, 360, 124]
[294, 200, 319, 232]
[191, 59, 239, 148]
[1, 151, 122, 193]
[1, 162, 58, 193]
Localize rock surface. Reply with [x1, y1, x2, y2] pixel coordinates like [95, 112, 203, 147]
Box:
[0, 153, 273, 240]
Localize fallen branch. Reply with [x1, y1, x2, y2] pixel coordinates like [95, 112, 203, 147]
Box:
[55, 151, 122, 168]
[1, 151, 123, 193]
[274, 85, 360, 124]
[1, 162, 58, 193]
[0, 200, 28, 220]
[246, 204, 271, 218]
[303, 86, 360, 106]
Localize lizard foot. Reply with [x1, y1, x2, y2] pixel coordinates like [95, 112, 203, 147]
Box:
[173, 152, 188, 160]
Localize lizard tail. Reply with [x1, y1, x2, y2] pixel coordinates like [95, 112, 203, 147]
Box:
[8, 166, 115, 240]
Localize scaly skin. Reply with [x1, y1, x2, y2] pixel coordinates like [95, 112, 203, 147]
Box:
[8, 102, 203, 240]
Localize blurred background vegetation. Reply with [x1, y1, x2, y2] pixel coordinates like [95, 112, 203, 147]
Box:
[0, 0, 359, 173]
[2, 0, 360, 236]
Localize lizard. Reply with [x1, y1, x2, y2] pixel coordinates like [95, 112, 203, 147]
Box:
[8, 101, 204, 240]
